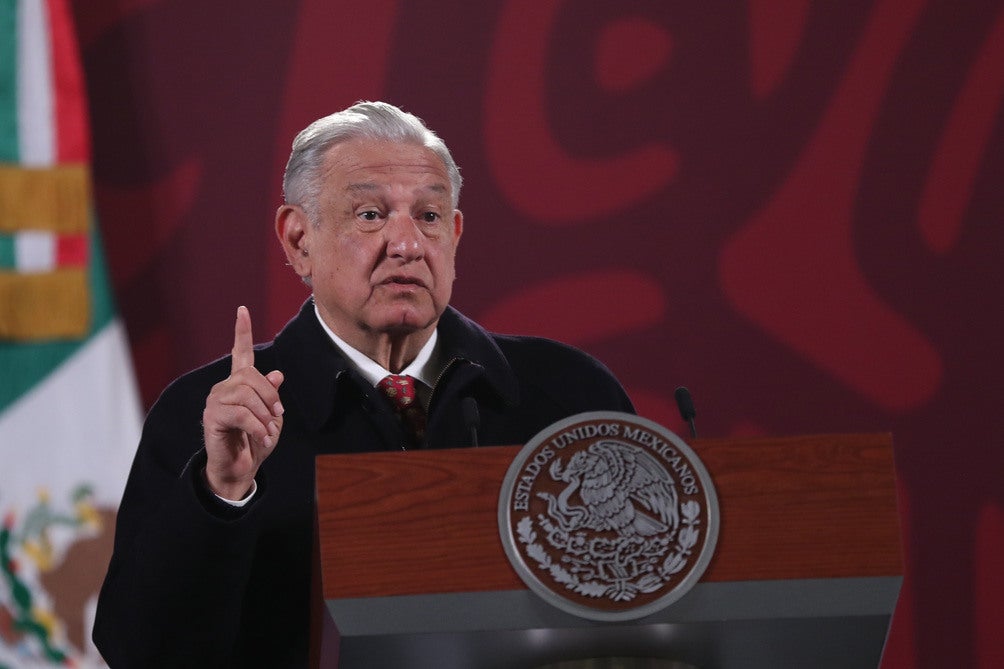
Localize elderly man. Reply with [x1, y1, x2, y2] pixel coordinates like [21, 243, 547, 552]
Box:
[94, 102, 633, 667]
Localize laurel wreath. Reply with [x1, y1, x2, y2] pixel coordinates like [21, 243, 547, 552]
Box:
[517, 499, 702, 602]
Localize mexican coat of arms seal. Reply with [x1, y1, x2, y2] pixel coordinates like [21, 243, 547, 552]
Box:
[498, 411, 719, 621]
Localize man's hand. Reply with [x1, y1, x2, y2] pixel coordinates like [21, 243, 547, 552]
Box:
[202, 306, 285, 500]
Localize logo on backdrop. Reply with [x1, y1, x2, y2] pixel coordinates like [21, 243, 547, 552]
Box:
[498, 412, 719, 621]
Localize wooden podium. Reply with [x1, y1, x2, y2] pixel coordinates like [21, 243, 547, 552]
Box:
[311, 433, 902, 668]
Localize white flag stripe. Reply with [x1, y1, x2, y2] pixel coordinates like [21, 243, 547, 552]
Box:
[0, 321, 141, 507]
[14, 229, 56, 272]
[16, 0, 56, 167]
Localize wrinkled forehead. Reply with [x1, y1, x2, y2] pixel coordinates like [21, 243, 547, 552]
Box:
[343, 180, 451, 201]
[322, 138, 453, 198]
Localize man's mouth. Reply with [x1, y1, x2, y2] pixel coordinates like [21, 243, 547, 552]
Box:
[381, 276, 426, 288]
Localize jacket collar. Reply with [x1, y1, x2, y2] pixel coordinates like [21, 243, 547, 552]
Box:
[435, 305, 520, 406]
[271, 299, 520, 431]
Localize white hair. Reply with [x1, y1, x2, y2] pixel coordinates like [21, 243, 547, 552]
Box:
[282, 101, 462, 222]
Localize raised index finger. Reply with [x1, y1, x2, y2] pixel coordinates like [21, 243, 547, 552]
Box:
[231, 305, 255, 373]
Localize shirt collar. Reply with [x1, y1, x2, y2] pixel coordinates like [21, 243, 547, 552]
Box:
[313, 303, 442, 388]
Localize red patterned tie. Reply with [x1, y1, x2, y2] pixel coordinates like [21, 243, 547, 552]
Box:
[378, 375, 427, 446]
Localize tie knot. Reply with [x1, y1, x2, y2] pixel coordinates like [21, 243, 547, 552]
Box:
[378, 374, 418, 410]
[377, 375, 426, 447]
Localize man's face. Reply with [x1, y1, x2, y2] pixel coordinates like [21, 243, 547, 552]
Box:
[278, 138, 463, 350]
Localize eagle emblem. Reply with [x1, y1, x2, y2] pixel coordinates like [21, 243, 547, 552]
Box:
[538, 440, 679, 539]
[499, 412, 718, 621]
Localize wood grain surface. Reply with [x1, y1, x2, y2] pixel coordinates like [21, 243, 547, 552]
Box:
[315, 433, 902, 600]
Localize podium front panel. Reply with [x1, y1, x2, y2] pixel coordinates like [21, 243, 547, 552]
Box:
[313, 433, 902, 668]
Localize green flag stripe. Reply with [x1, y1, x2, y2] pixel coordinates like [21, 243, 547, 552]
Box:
[0, 233, 14, 267]
[0, 0, 18, 162]
[0, 213, 116, 412]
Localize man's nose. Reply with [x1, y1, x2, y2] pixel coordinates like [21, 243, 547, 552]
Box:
[384, 212, 424, 260]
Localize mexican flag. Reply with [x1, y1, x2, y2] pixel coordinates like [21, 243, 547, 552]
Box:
[0, 1, 141, 666]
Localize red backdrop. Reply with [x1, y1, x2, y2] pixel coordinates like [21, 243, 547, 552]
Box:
[74, 1, 1004, 666]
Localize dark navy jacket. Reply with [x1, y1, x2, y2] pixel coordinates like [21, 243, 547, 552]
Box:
[94, 299, 633, 667]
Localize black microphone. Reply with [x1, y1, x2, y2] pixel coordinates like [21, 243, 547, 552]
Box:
[674, 386, 697, 439]
[461, 397, 480, 447]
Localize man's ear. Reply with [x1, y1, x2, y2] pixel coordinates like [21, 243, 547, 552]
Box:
[276, 204, 312, 280]
[452, 209, 463, 245]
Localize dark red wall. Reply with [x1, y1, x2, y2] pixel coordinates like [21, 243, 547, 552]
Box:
[74, 1, 1004, 666]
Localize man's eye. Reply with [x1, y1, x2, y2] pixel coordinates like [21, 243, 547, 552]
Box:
[359, 211, 380, 221]
[419, 212, 440, 223]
